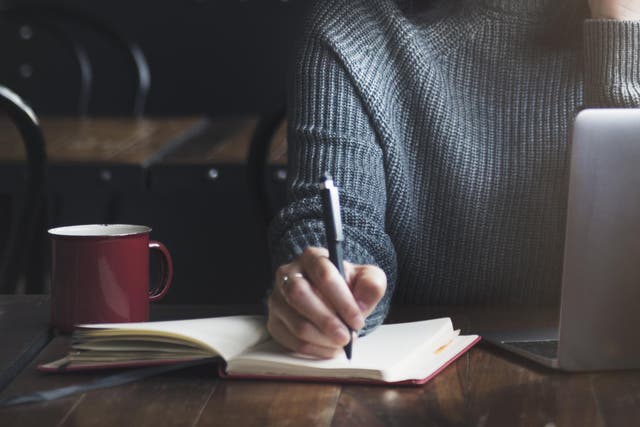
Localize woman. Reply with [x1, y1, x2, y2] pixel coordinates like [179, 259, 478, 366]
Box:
[267, 0, 640, 358]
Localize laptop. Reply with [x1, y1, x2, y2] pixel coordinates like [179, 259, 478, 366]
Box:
[482, 108, 640, 371]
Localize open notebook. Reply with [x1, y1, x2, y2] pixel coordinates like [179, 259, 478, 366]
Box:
[39, 315, 480, 385]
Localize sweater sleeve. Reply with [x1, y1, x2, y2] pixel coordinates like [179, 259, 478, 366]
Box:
[268, 28, 398, 334]
[583, 19, 640, 107]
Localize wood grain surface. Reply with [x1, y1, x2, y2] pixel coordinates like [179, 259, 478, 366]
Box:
[0, 296, 51, 393]
[0, 117, 206, 165]
[1, 304, 639, 426]
[157, 116, 287, 165]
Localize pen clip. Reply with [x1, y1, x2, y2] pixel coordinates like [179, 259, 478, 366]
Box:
[321, 176, 344, 242]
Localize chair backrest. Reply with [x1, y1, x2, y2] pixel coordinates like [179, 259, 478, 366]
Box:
[0, 6, 150, 116]
[37, 8, 150, 116]
[0, 86, 46, 293]
[0, 12, 91, 115]
[247, 106, 286, 228]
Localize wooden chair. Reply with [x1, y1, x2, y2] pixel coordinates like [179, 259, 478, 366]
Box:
[0, 6, 150, 116]
[0, 12, 92, 115]
[247, 105, 286, 228]
[36, 7, 150, 116]
[0, 86, 47, 294]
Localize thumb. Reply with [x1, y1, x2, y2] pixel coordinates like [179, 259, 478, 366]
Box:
[347, 264, 387, 317]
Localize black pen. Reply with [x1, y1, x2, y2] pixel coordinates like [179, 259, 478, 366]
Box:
[320, 174, 353, 360]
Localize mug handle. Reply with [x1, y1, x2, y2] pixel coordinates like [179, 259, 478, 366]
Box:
[148, 240, 173, 302]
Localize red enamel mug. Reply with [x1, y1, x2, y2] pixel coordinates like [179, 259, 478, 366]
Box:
[48, 224, 173, 333]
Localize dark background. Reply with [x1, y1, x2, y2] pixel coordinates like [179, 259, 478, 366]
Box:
[0, 0, 311, 304]
[0, 0, 309, 115]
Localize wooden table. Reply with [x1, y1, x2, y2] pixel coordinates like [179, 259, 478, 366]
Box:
[0, 114, 285, 300]
[0, 296, 51, 391]
[0, 116, 208, 193]
[148, 115, 287, 192]
[1, 297, 639, 426]
[0, 116, 211, 293]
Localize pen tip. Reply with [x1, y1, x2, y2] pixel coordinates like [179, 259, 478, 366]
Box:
[321, 172, 332, 182]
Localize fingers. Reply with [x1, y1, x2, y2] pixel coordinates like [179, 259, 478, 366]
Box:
[268, 262, 350, 358]
[267, 315, 342, 359]
[347, 264, 387, 318]
[298, 247, 365, 331]
[270, 278, 350, 347]
[267, 246, 387, 359]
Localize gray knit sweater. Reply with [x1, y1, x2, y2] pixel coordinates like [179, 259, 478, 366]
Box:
[269, 0, 640, 331]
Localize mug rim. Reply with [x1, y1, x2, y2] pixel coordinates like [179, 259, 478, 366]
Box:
[48, 224, 152, 238]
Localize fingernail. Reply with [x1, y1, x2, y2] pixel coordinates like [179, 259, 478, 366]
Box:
[351, 314, 365, 331]
[356, 300, 367, 312]
[333, 326, 349, 343]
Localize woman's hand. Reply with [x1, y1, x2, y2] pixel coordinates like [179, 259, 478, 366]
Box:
[267, 247, 387, 358]
[589, 0, 640, 19]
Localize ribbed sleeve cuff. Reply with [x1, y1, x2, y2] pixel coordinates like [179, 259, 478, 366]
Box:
[270, 222, 380, 273]
[583, 19, 640, 106]
[270, 223, 324, 270]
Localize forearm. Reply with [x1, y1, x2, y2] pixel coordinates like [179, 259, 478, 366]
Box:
[268, 132, 398, 330]
[269, 32, 398, 331]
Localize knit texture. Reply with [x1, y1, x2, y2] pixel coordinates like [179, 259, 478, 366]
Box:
[269, 0, 640, 332]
